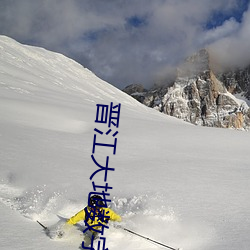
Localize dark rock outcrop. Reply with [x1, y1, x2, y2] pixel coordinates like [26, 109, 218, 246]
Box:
[123, 49, 250, 130]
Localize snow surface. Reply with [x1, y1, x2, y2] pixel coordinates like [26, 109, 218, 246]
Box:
[0, 35, 250, 250]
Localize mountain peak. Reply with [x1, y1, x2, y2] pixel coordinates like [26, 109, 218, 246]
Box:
[177, 49, 211, 78]
[124, 48, 250, 130]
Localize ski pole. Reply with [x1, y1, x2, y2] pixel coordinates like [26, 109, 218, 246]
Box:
[122, 227, 180, 250]
[37, 220, 48, 230]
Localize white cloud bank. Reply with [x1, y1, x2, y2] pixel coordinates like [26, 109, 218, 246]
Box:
[0, 0, 249, 88]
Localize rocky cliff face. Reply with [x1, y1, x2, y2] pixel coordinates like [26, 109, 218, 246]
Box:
[217, 66, 250, 99]
[123, 49, 250, 130]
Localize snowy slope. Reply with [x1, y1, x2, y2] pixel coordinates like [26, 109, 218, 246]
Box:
[0, 36, 250, 250]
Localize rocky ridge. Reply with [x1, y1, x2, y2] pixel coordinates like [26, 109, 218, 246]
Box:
[123, 49, 250, 130]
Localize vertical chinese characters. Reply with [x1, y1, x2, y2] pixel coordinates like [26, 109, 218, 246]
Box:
[82, 102, 121, 250]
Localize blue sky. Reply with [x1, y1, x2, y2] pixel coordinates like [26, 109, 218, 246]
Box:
[0, 0, 249, 89]
[206, 0, 249, 28]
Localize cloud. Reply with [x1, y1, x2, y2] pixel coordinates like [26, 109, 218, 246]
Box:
[0, 0, 249, 88]
[200, 18, 240, 45]
[209, 4, 250, 69]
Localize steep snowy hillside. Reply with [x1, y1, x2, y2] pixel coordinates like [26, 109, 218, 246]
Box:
[0, 36, 250, 250]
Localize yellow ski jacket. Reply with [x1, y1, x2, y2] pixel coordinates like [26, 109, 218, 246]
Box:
[67, 206, 121, 232]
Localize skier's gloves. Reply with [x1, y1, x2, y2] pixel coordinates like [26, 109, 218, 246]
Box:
[56, 230, 64, 238]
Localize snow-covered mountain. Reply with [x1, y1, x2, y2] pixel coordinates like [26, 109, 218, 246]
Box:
[217, 65, 250, 100]
[1, 36, 250, 250]
[124, 49, 250, 130]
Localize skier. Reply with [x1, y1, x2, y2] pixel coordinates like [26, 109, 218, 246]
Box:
[66, 195, 122, 239]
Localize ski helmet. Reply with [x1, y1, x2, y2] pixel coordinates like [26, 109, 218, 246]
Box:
[89, 195, 104, 207]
